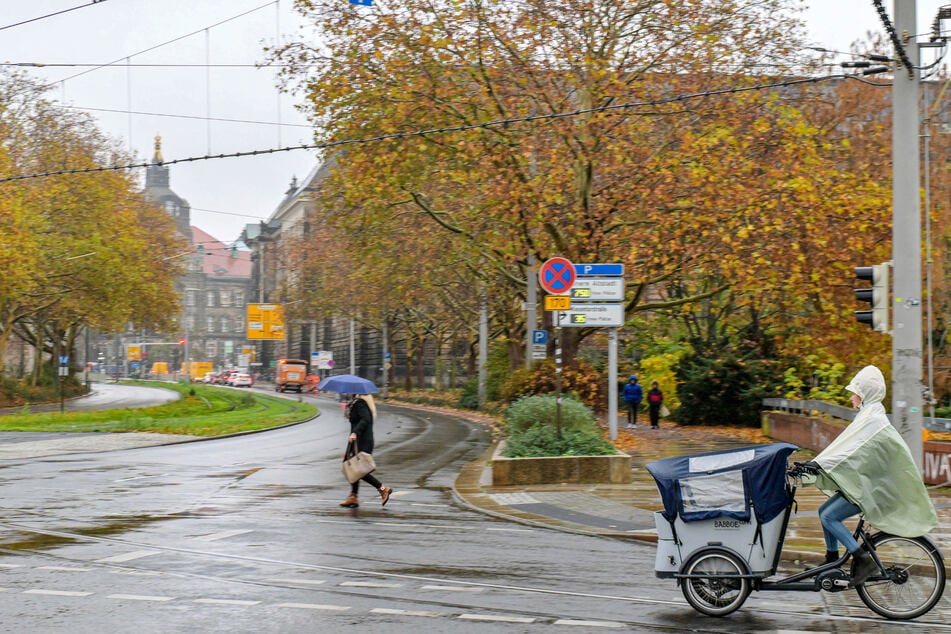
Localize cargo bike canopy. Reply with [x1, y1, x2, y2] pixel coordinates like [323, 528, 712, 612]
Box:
[646, 443, 798, 525]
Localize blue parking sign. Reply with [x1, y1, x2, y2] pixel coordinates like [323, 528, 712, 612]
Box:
[533, 330, 548, 345]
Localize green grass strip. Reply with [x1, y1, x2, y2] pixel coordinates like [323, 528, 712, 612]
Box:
[0, 381, 318, 437]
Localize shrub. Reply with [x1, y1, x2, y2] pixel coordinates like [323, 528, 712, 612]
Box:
[503, 394, 596, 434]
[502, 425, 617, 457]
[501, 358, 605, 412]
[675, 351, 782, 427]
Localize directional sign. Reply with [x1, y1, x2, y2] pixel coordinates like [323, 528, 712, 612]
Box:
[557, 303, 625, 327]
[246, 303, 286, 340]
[574, 263, 624, 276]
[570, 277, 625, 301]
[544, 295, 571, 311]
[538, 257, 576, 294]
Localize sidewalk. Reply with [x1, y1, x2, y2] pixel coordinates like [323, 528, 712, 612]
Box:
[451, 420, 951, 565]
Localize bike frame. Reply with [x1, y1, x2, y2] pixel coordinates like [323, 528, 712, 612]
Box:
[675, 478, 881, 591]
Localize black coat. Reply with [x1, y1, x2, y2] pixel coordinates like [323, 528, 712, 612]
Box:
[348, 398, 375, 453]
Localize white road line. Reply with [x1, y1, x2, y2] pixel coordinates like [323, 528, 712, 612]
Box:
[23, 589, 93, 597]
[459, 614, 536, 623]
[339, 581, 402, 588]
[95, 550, 160, 563]
[193, 598, 261, 606]
[554, 619, 625, 628]
[0, 564, 22, 569]
[264, 578, 326, 586]
[107, 594, 174, 602]
[193, 529, 254, 542]
[420, 585, 484, 592]
[370, 608, 442, 617]
[486, 527, 535, 532]
[276, 602, 350, 611]
[36, 566, 91, 572]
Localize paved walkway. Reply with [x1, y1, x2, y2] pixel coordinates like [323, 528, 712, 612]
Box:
[451, 421, 951, 566]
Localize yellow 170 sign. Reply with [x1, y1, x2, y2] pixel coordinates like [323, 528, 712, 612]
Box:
[246, 303, 286, 340]
[544, 295, 571, 311]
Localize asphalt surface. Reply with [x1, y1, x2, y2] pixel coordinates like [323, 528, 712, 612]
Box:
[2, 385, 950, 566]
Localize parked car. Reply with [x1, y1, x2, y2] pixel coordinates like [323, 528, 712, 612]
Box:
[201, 372, 216, 384]
[229, 373, 253, 388]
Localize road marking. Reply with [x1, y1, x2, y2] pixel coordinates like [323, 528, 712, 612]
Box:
[24, 589, 93, 597]
[421, 585, 484, 592]
[107, 594, 174, 601]
[488, 493, 539, 505]
[459, 614, 535, 623]
[194, 598, 261, 606]
[486, 527, 534, 532]
[370, 608, 442, 617]
[0, 564, 22, 569]
[276, 602, 350, 611]
[95, 550, 160, 563]
[340, 581, 401, 588]
[554, 619, 625, 628]
[264, 578, 326, 586]
[193, 529, 254, 541]
[37, 566, 91, 572]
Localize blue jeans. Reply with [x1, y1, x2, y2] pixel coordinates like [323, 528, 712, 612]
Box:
[819, 492, 861, 553]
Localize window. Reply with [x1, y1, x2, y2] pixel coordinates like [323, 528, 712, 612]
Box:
[234, 318, 244, 334]
[220, 290, 231, 307]
[207, 316, 216, 332]
[220, 317, 230, 333]
[207, 291, 216, 307]
[185, 290, 196, 307]
[184, 315, 195, 331]
[234, 290, 244, 306]
[206, 341, 217, 357]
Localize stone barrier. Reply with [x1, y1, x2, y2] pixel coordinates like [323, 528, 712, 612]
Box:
[490, 441, 632, 486]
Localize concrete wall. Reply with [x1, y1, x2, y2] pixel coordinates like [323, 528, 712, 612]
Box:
[763, 412, 951, 486]
[491, 442, 632, 486]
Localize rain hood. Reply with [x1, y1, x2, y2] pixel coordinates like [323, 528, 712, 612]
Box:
[814, 365, 937, 537]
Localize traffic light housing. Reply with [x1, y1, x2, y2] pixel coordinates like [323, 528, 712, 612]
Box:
[854, 263, 889, 333]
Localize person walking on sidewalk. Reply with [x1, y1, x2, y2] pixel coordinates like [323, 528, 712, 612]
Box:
[801, 365, 937, 585]
[622, 375, 643, 429]
[340, 393, 392, 509]
[646, 380, 664, 429]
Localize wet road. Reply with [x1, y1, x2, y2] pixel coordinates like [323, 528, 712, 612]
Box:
[0, 390, 947, 631]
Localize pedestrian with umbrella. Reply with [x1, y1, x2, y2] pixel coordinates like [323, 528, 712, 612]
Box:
[321, 375, 392, 508]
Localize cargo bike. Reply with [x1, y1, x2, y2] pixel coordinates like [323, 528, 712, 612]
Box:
[646, 443, 945, 620]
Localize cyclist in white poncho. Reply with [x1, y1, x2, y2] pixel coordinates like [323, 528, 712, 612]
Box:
[808, 365, 937, 585]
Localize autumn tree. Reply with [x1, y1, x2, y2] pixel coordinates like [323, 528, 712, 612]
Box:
[0, 70, 184, 383]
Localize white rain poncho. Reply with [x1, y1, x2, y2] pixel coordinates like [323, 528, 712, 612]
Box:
[814, 365, 937, 537]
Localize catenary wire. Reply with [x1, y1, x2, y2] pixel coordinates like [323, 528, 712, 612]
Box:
[0, 72, 880, 184]
[0, 0, 107, 32]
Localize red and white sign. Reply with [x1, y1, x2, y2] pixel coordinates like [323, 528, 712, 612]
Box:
[538, 257, 576, 295]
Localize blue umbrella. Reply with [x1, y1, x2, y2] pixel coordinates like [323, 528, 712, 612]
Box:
[318, 374, 379, 394]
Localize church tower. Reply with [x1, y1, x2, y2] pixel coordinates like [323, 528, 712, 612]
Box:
[144, 135, 191, 236]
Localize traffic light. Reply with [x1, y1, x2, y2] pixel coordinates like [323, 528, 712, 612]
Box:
[854, 263, 889, 333]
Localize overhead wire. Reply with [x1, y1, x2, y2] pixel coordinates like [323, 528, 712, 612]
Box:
[0, 0, 107, 32]
[0, 72, 880, 184]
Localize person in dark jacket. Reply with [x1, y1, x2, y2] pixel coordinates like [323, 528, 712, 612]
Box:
[622, 375, 643, 428]
[340, 394, 392, 508]
[646, 380, 664, 429]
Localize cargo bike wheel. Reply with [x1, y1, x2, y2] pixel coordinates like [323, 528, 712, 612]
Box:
[855, 533, 946, 620]
[680, 548, 752, 617]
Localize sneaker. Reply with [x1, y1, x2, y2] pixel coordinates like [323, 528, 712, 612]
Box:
[339, 493, 359, 508]
[379, 486, 392, 507]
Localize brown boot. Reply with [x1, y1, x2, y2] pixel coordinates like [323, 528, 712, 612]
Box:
[379, 486, 392, 507]
[340, 493, 359, 508]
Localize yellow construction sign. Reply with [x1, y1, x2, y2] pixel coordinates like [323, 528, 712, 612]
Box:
[246, 303, 286, 340]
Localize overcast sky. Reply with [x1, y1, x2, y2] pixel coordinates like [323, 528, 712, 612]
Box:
[1, 1, 948, 243]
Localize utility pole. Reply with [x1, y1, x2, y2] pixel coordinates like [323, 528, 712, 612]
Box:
[892, 0, 923, 467]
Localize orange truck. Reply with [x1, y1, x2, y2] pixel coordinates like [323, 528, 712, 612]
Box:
[275, 358, 309, 393]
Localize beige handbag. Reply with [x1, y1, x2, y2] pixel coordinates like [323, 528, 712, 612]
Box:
[660, 404, 671, 418]
[342, 440, 376, 483]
